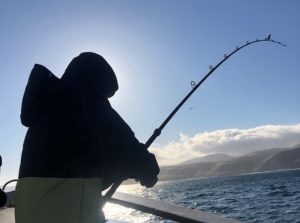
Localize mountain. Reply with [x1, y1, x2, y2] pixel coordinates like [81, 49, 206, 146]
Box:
[158, 145, 300, 181]
[179, 153, 235, 165]
[258, 146, 300, 171]
[243, 147, 286, 158]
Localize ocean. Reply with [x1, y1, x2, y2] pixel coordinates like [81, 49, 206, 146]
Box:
[104, 169, 300, 223]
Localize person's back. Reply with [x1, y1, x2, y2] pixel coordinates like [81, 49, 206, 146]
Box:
[16, 52, 159, 223]
[19, 78, 108, 179]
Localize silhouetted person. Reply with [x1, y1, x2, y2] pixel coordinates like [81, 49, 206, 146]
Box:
[0, 155, 8, 208]
[15, 52, 159, 223]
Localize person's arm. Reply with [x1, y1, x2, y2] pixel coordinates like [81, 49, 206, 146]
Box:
[102, 105, 159, 187]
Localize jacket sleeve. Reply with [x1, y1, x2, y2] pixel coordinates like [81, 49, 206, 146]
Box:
[101, 103, 159, 183]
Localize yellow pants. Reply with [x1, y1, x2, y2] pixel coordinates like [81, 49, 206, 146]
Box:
[15, 178, 105, 223]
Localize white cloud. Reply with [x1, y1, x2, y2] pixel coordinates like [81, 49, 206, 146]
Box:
[149, 124, 300, 166]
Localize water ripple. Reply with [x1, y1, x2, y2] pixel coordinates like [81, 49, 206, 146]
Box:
[105, 169, 300, 223]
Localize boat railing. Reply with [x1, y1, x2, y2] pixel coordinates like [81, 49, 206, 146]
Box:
[110, 192, 240, 223]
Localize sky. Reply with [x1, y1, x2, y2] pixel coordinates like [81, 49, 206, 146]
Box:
[0, 0, 300, 185]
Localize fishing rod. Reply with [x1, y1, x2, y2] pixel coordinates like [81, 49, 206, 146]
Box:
[103, 35, 286, 204]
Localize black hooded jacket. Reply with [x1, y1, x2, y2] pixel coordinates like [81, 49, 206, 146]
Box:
[18, 53, 159, 186]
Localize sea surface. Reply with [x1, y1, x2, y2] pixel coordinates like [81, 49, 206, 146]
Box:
[104, 169, 300, 223]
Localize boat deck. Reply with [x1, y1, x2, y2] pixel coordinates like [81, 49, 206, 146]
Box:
[0, 207, 128, 223]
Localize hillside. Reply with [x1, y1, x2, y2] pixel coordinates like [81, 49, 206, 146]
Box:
[179, 153, 235, 165]
[158, 145, 300, 181]
[258, 147, 300, 171]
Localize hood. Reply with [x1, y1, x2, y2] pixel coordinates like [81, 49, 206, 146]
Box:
[21, 64, 60, 127]
[61, 52, 119, 98]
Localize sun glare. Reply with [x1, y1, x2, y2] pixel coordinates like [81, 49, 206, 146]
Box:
[103, 184, 150, 222]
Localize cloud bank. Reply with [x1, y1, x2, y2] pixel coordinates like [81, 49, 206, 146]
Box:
[149, 124, 300, 166]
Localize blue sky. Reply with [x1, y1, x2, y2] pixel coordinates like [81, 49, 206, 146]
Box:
[0, 0, 300, 184]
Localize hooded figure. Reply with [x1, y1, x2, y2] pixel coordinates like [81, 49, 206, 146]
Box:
[15, 52, 159, 223]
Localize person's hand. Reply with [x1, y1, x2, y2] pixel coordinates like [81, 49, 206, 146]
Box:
[140, 175, 158, 188]
[139, 153, 159, 188]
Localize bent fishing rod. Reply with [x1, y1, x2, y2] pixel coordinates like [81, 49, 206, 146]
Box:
[103, 35, 286, 203]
